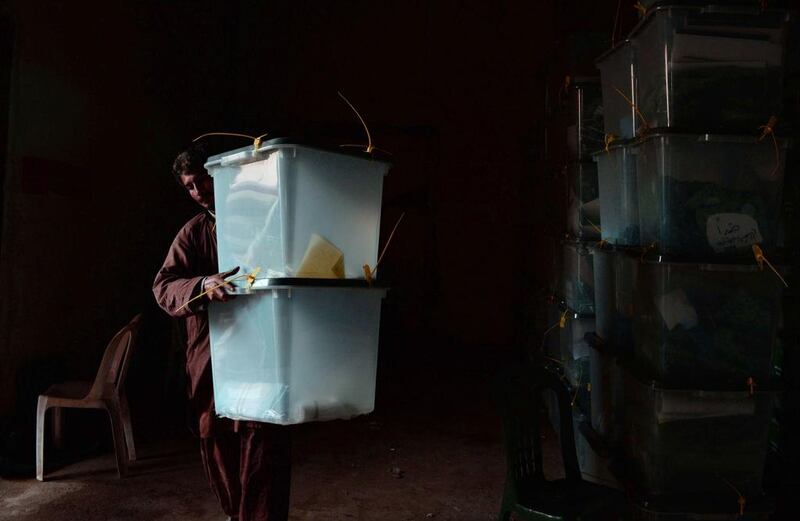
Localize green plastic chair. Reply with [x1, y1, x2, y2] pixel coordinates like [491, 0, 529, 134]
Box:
[496, 362, 625, 521]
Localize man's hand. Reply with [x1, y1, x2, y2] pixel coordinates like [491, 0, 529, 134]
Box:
[203, 266, 240, 302]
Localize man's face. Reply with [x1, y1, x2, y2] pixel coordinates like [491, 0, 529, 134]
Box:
[181, 170, 214, 211]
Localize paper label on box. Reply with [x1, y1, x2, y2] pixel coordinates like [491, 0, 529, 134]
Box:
[706, 213, 762, 253]
[655, 289, 698, 331]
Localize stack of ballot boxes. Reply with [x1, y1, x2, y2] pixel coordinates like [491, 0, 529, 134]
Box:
[540, 74, 621, 487]
[592, 3, 792, 516]
[204, 140, 391, 425]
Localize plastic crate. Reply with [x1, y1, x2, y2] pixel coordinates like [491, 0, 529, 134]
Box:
[635, 132, 788, 260]
[639, 0, 787, 10]
[631, 499, 773, 521]
[589, 345, 626, 444]
[560, 240, 596, 314]
[624, 371, 775, 500]
[594, 141, 640, 245]
[565, 356, 592, 419]
[559, 311, 596, 361]
[633, 5, 788, 133]
[563, 78, 605, 161]
[591, 246, 615, 343]
[596, 40, 638, 139]
[575, 420, 620, 488]
[206, 141, 390, 278]
[566, 162, 601, 240]
[209, 280, 386, 425]
[589, 247, 630, 442]
[591, 247, 637, 356]
[623, 254, 784, 388]
[545, 408, 619, 488]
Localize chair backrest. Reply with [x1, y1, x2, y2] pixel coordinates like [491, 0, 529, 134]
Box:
[88, 314, 142, 399]
[495, 362, 582, 485]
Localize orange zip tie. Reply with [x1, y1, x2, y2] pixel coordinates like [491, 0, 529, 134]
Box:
[758, 116, 780, 178]
[752, 244, 788, 288]
[611, 85, 650, 133]
[177, 267, 262, 312]
[746, 376, 757, 396]
[721, 478, 746, 516]
[246, 267, 262, 287]
[604, 133, 617, 153]
[338, 91, 392, 156]
[543, 355, 565, 366]
[587, 218, 602, 234]
[633, 1, 647, 15]
[540, 322, 560, 352]
[363, 212, 406, 283]
[193, 132, 270, 150]
[562, 75, 572, 102]
[540, 309, 569, 352]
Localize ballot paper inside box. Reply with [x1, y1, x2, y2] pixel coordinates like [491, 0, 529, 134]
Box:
[206, 140, 390, 279]
[208, 279, 386, 425]
[623, 254, 784, 388]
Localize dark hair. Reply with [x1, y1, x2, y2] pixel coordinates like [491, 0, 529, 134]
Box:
[172, 144, 208, 184]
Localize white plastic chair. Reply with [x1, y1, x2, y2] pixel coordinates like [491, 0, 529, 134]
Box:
[36, 314, 142, 481]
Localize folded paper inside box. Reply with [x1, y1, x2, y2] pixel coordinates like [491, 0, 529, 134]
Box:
[296, 234, 345, 279]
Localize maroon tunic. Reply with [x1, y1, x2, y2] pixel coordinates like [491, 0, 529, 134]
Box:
[153, 211, 292, 520]
[152, 211, 225, 438]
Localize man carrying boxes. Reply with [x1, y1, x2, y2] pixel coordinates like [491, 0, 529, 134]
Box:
[153, 144, 292, 521]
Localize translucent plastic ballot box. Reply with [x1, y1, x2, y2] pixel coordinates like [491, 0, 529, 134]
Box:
[596, 40, 637, 140]
[632, 5, 788, 134]
[635, 133, 788, 260]
[597, 6, 789, 136]
[208, 279, 387, 425]
[593, 142, 639, 246]
[621, 254, 784, 389]
[205, 140, 391, 279]
[623, 369, 775, 501]
[560, 240, 595, 315]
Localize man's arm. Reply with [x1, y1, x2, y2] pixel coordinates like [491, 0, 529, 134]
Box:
[153, 231, 207, 318]
[153, 226, 240, 317]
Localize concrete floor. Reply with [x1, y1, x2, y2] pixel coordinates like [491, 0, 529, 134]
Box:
[0, 367, 514, 521]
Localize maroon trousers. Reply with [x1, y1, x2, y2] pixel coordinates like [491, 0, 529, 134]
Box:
[200, 425, 292, 521]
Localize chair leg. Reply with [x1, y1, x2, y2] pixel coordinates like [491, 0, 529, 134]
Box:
[36, 396, 48, 482]
[105, 401, 128, 478]
[119, 393, 136, 461]
[52, 407, 64, 450]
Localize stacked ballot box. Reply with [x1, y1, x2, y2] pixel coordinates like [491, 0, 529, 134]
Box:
[543, 76, 605, 241]
[593, 133, 788, 259]
[597, 6, 788, 139]
[541, 79, 606, 488]
[545, 241, 595, 427]
[205, 140, 391, 425]
[588, 2, 793, 512]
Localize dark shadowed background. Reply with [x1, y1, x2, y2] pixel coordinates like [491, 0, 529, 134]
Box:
[0, 0, 642, 466]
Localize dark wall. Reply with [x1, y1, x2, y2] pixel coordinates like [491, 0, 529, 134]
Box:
[0, 0, 627, 422]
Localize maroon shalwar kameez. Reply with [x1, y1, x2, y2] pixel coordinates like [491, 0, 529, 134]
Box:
[153, 212, 291, 521]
